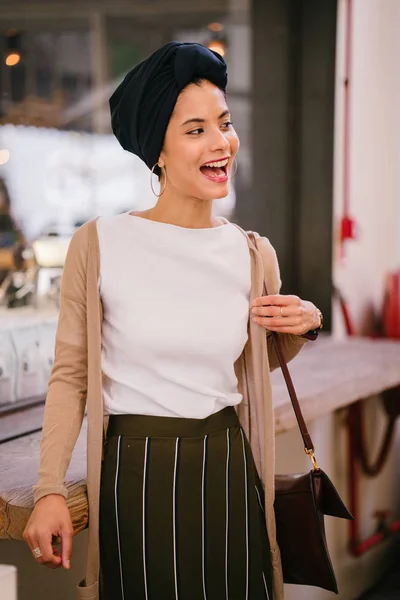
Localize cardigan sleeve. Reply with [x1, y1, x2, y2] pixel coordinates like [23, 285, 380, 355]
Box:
[254, 233, 309, 372]
[32, 223, 90, 504]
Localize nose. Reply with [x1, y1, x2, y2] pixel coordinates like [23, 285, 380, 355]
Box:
[208, 127, 231, 153]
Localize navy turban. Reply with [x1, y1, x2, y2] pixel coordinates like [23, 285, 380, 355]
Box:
[109, 41, 227, 174]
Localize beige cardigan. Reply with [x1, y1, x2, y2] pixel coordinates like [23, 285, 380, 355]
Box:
[33, 218, 309, 600]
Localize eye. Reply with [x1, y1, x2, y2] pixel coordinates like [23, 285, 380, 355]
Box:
[187, 128, 204, 135]
[221, 121, 233, 129]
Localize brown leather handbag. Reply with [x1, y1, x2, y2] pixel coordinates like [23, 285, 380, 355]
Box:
[248, 232, 353, 594]
[272, 328, 353, 594]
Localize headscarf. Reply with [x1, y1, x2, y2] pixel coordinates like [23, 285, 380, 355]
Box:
[109, 41, 227, 174]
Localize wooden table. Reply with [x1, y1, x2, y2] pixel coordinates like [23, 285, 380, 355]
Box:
[1, 336, 400, 540]
[0, 422, 88, 540]
[271, 336, 400, 433]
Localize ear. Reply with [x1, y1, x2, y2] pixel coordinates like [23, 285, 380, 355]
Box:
[158, 149, 166, 169]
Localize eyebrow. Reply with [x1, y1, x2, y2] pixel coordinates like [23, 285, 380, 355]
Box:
[181, 109, 230, 127]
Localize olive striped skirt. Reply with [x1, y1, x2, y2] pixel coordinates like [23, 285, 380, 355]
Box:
[99, 406, 273, 600]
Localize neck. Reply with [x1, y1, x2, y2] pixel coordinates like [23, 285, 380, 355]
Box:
[146, 190, 219, 229]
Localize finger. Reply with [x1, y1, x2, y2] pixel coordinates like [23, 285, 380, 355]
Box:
[26, 538, 44, 565]
[42, 554, 63, 570]
[253, 315, 302, 328]
[252, 305, 302, 318]
[44, 552, 64, 570]
[60, 526, 73, 569]
[252, 294, 300, 307]
[37, 532, 62, 567]
[261, 323, 308, 334]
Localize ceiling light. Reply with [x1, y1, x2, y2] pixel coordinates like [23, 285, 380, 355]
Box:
[208, 22, 224, 32]
[207, 40, 226, 57]
[5, 52, 21, 67]
[0, 149, 10, 165]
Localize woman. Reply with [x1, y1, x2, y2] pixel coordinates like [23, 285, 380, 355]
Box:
[23, 42, 322, 600]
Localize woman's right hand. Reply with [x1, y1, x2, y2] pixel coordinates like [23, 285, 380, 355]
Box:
[23, 494, 73, 569]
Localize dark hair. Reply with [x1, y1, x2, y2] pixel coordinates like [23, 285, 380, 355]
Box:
[186, 76, 226, 97]
[191, 76, 204, 87]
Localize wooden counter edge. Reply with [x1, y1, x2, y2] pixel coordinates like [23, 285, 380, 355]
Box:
[0, 483, 89, 542]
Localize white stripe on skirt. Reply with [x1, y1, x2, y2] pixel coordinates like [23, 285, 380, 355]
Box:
[263, 571, 271, 599]
[142, 437, 150, 600]
[202, 434, 208, 600]
[240, 428, 249, 600]
[255, 485, 264, 513]
[114, 436, 125, 600]
[225, 428, 231, 600]
[173, 438, 180, 600]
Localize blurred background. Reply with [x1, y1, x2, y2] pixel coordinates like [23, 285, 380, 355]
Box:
[0, 1, 399, 599]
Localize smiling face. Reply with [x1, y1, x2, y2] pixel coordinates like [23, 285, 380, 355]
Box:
[158, 79, 239, 201]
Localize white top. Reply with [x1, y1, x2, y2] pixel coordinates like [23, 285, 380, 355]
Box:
[97, 213, 251, 418]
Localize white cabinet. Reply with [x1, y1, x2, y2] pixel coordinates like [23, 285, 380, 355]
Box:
[38, 320, 57, 384]
[10, 325, 47, 401]
[0, 329, 17, 406]
[0, 565, 17, 600]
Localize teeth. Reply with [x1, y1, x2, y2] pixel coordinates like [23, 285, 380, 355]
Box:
[203, 159, 229, 168]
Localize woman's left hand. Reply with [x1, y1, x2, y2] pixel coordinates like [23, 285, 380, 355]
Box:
[251, 294, 320, 335]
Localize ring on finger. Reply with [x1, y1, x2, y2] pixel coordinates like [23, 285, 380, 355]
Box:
[280, 307, 285, 318]
[33, 547, 42, 559]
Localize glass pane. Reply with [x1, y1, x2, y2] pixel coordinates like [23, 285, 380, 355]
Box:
[0, 2, 251, 376]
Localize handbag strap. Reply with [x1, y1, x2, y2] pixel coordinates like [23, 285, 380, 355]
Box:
[247, 231, 319, 470]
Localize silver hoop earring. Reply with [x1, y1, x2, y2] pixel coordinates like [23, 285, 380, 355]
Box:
[150, 163, 167, 197]
[229, 156, 238, 180]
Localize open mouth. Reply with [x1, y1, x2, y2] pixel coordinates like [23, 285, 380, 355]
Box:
[200, 158, 229, 182]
